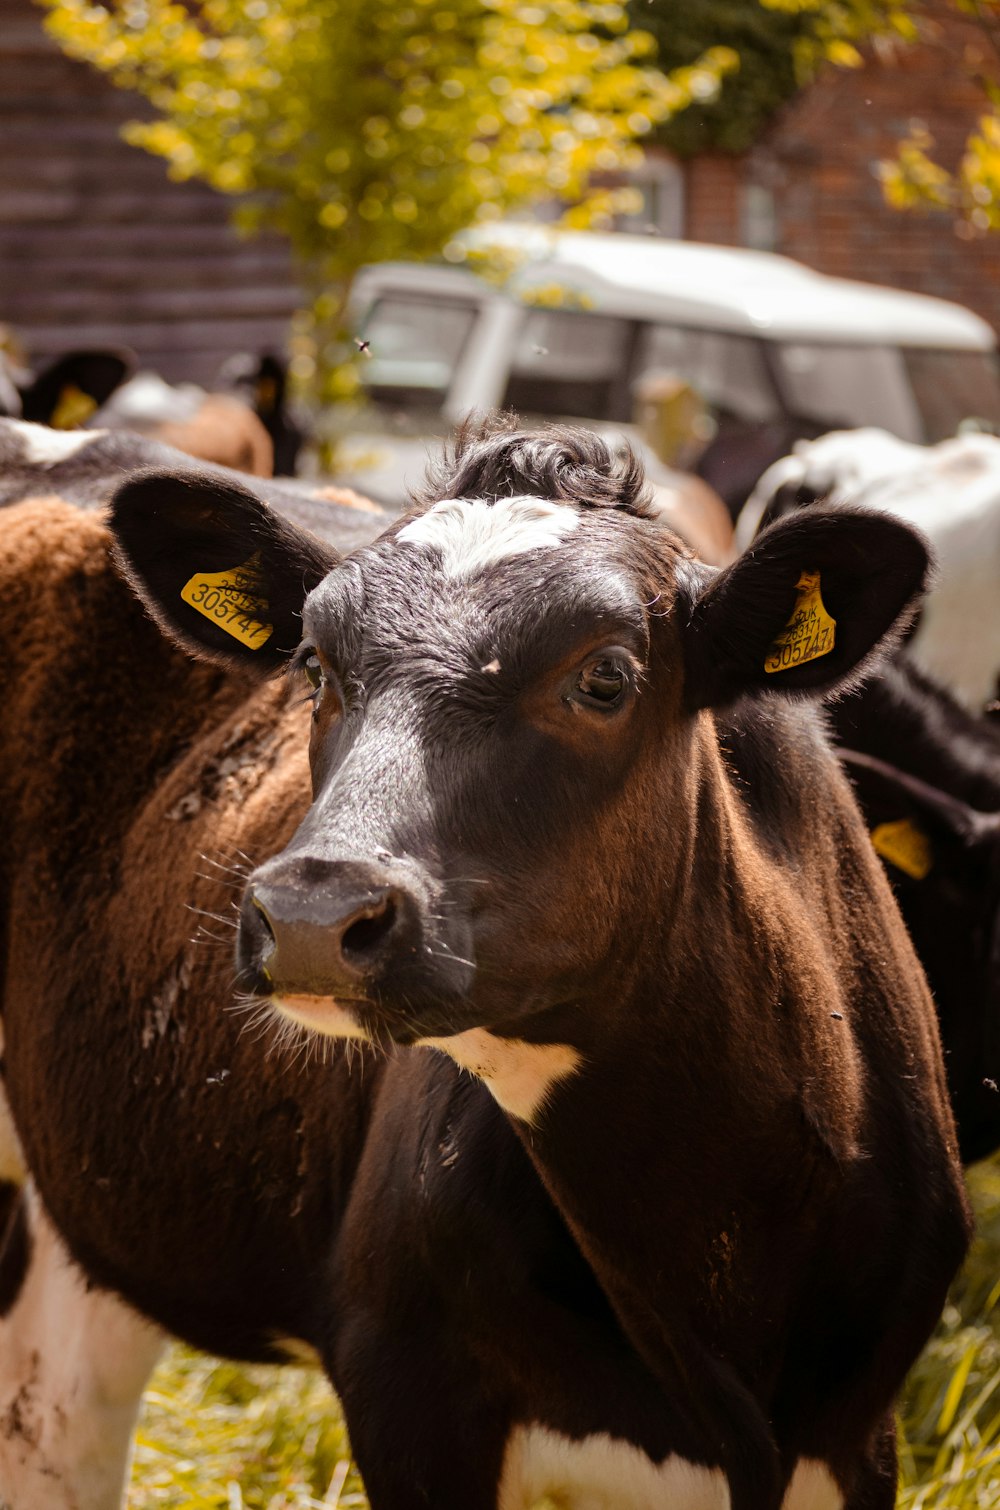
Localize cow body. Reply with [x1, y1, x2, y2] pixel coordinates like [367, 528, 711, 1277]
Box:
[0, 420, 389, 549]
[737, 428, 1000, 710]
[0, 418, 969, 1508]
[827, 654, 1000, 1164]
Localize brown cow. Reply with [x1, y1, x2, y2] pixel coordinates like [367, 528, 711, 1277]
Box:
[96, 373, 276, 476]
[0, 415, 969, 1509]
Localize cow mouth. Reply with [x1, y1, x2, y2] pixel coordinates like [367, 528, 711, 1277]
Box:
[270, 992, 373, 1041]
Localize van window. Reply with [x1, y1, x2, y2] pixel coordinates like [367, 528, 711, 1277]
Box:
[358, 296, 478, 409]
[633, 326, 779, 425]
[902, 348, 1000, 442]
[772, 344, 922, 441]
[502, 309, 634, 422]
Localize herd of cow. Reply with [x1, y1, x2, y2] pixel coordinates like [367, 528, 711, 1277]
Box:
[1, 351, 1000, 1510]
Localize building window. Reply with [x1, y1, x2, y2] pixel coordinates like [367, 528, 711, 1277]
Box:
[615, 156, 685, 238]
[740, 184, 777, 251]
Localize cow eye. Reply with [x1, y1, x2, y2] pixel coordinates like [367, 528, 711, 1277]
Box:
[575, 657, 629, 708]
[304, 653, 324, 691]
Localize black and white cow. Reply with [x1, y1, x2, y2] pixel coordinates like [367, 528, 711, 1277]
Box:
[0, 416, 969, 1509]
[737, 428, 1000, 711]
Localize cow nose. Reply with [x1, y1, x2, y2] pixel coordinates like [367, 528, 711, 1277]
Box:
[239, 862, 418, 996]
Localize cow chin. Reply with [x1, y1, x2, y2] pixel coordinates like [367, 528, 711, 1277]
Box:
[271, 994, 373, 1041]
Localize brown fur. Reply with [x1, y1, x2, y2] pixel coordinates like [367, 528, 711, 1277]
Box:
[151, 393, 275, 477]
[648, 472, 735, 565]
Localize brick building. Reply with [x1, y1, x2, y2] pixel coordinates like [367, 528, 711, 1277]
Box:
[0, 0, 299, 384]
[680, 6, 1000, 334]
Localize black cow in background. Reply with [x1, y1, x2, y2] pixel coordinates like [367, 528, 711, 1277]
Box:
[0, 345, 133, 427]
[828, 655, 1000, 1164]
[217, 351, 305, 475]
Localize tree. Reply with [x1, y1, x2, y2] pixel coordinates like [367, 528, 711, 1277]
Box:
[41, 0, 735, 394]
[630, 0, 817, 157]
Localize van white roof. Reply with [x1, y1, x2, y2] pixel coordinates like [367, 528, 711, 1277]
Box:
[430, 224, 996, 351]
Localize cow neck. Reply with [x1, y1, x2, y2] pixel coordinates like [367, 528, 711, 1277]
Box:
[504, 712, 859, 1505]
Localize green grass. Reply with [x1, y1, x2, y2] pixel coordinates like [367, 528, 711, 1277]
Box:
[127, 1158, 1000, 1509]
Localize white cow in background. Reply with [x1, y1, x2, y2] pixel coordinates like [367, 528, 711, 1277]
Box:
[737, 428, 1000, 711]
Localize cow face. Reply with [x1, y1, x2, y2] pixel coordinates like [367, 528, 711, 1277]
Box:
[111, 425, 930, 1108]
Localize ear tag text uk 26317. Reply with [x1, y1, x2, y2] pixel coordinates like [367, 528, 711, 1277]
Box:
[180, 552, 273, 650]
[764, 570, 836, 675]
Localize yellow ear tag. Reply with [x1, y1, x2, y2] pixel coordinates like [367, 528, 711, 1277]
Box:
[764, 570, 836, 674]
[180, 552, 274, 650]
[871, 818, 933, 880]
[50, 384, 98, 429]
[255, 375, 278, 413]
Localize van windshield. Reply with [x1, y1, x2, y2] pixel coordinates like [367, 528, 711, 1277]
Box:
[502, 309, 635, 422]
[358, 295, 479, 410]
[772, 342, 1000, 443]
[902, 348, 1000, 442]
[771, 344, 923, 440]
[501, 310, 781, 430]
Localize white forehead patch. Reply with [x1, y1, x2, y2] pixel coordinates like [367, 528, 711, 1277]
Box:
[396, 495, 579, 578]
[18, 421, 104, 466]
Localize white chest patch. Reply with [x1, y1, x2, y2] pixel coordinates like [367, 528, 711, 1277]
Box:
[781, 1460, 844, 1510]
[415, 1027, 581, 1123]
[396, 494, 579, 577]
[499, 1425, 732, 1510]
[17, 420, 105, 466]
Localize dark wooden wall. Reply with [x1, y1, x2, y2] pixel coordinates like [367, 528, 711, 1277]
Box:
[0, 0, 301, 385]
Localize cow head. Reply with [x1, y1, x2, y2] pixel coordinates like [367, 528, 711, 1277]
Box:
[110, 420, 930, 1118]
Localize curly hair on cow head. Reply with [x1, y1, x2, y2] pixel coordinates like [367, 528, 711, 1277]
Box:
[414, 412, 654, 517]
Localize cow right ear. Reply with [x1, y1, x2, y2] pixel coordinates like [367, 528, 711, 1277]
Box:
[108, 468, 338, 676]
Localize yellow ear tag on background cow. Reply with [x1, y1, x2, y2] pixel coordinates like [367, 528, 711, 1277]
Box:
[50, 384, 98, 430]
[870, 818, 933, 881]
[180, 552, 274, 650]
[764, 570, 836, 675]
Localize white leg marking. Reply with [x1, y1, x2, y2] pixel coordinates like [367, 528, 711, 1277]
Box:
[397, 495, 579, 577]
[499, 1425, 732, 1510]
[0, 1186, 165, 1509]
[17, 422, 106, 466]
[781, 1459, 844, 1510]
[416, 1028, 582, 1124]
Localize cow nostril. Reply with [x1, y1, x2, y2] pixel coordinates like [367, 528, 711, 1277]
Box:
[341, 896, 397, 964]
[252, 897, 276, 945]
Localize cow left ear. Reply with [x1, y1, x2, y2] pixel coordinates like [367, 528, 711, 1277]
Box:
[680, 506, 932, 710]
[109, 467, 338, 676]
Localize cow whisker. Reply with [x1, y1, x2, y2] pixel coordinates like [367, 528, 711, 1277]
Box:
[186, 905, 238, 929]
[200, 849, 254, 878]
[189, 928, 232, 946]
[194, 870, 244, 892]
[423, 946, 476, 970]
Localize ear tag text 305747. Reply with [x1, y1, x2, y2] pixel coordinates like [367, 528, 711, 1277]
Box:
[180, 552, 274, 650]
[764, 570, 836, 675]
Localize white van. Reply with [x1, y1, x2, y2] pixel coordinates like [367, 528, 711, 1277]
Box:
[342, 225, 1000, 512]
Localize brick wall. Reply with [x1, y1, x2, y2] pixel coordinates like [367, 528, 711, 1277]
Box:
[683, 5, 1000, 335]
[0, 0, 300, 385]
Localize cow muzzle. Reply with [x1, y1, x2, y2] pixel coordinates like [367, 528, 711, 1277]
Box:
[237, 855, 473, 1037]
